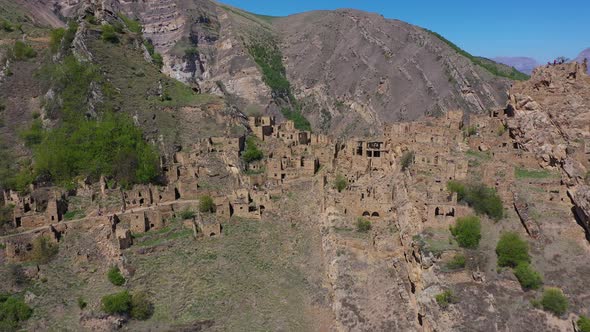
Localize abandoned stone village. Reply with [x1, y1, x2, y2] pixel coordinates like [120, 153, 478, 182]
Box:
[1, 60, 590, 331]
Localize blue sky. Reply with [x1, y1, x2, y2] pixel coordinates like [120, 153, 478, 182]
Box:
[219, 0, 589, 63]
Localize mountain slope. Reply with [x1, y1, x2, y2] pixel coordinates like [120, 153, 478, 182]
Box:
[20, 0, 516, 137]
[274, 9, 512, 135]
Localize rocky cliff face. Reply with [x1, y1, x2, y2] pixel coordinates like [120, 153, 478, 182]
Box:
[32, 0, 513, 136]
[506, 61, 590, 238]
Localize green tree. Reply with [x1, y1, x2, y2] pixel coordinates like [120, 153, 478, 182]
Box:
[514, 262, 542, 290]
[447, 181, 466, 199]
[49, 28, 66, 54]
[12, 41, 36, 60]
[334, 174, 347, 192]
[446, 253, 466, 270]
[447, 181, 503, 220]
[400, 151, 415, 171]
[179, 209, 196, 220]
[242, 136, 263, 163]
[77, 297, 87, 310]
[464, 183, 503, 220]
[540, 288, 568, 316]
[102, 291, 132, 315]
[356, 217, 371, 233]
[199, 195, 215, 213]
[578, 315, 590, 332]
[0, 296, 32, 330]
[1, 20, 13, 32]
[130, 292, 153, 320]
[450, 215, 481, 248]
[101, 24, 119, 43]
[107, 266, 125, 286]
[435, 290, 458, 309]
[496, 232, 529, 267]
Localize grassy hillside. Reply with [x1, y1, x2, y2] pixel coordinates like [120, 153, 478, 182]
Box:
[426, 29, 530, 81]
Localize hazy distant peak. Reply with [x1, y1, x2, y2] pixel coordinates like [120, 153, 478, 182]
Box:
[492, 56, 539, 75]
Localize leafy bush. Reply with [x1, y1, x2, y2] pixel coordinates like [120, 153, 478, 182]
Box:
[400, 151, 415, 171]
[107, 266, 126, 286]
[102, 291, 132, 315]
[435, 290, 458, 309]
[151, 52, 163, 68]
[143, 40, 163, 68]
[1, 20, 13, 32]
[356, 217, 371, 232]
[0, 295, 32, 330]
[447, 181, 503, 220]
[446, 253, 466, 270]
[47, 22, 79, 55]
[29, 236, 58, 264]
[49, 28, 66, 54]
[101, 24, 119, 43]
[77, 297, 87, 310]
[280, 107, 311, 131]
[496, 232, 529, 267]
[514, 262, 542, 290]
[130, 292, 153, 320]
[101, 291, 153, 319]
[464, 125, 478, 137]
[334, 174, 347, 192]
[450, 216, 481, 248]
[12, 41, 37, 60]
[179, 209, 196, 220]
[540, 288, 568, 316]
[198, 195, 215, 213]
[242, 136, 263, 163]
[48, 22, 78, 54]
[578, 315, 590, 332]
[447, 180, 466, 198]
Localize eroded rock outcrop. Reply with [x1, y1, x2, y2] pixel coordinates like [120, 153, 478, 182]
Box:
[506, 61, 590, 239]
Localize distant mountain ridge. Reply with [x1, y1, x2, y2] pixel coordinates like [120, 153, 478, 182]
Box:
[493, 56, 538, 75]
[574, 48, 590, 74]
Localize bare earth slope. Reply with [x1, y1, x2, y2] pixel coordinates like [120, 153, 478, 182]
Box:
[273, 9, 511, 135]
